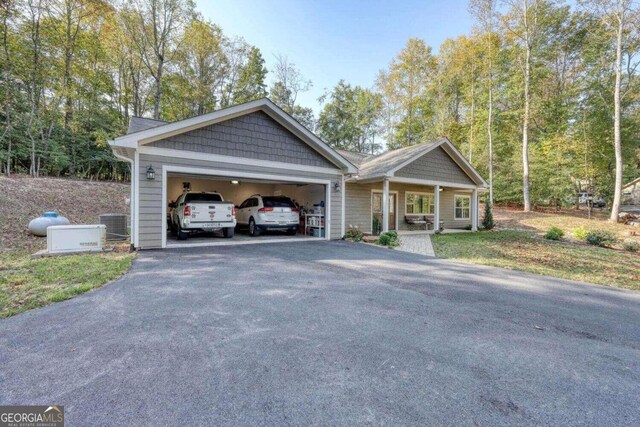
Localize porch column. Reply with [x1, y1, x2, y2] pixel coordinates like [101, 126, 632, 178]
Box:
[382, 177, 390, 233]
[434, 185, 440, 232]
[472, 189, 478, 231]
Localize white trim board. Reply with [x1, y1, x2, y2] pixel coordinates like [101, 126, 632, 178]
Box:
[110, 98, 357, 173]
[404, 191, 435, 215]
[340, 174, 346, 237]
[389, 176, 480, 190]
[139, 146, 342, 176]
[453, 194, 472, 220]
[371, 189, 399, 232]
[134, 150, 140, 248]
[161, 165, 332, 249]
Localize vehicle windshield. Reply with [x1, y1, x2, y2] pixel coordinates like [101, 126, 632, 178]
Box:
[262, 197, 295, 208]
[185, 193, 222, 203]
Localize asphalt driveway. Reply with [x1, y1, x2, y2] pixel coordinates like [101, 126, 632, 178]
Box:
[1, 241, 639, 426]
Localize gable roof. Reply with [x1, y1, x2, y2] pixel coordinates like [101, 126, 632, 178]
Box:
[127, 117, 167, 134]
[335, 149, 375, 167]
[345, 138, 487, 187]
[110, 98, 357, 173]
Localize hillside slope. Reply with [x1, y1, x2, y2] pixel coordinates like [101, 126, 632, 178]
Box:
[1, 175, 130, 253]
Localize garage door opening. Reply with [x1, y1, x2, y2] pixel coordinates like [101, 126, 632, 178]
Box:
[164, 171, 329, 247]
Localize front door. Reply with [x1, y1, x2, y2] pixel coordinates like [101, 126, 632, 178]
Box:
[388, 194, 396, 230]
[372, 192, 396, 234]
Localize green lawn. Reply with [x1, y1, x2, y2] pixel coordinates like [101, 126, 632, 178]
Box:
[0, 252, 135, 318]
[431, 230, 640, 290]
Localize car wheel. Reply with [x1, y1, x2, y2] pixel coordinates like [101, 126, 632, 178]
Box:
[249, 218, 260, 237]
[177, 226, 188, 240]
[223, 227, 234, 238]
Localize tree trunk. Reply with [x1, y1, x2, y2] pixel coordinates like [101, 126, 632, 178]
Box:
[470, 67, 475, 163]
[488, 73, 494, 205]
[153, 59, 163, 119]
[610, 12, 624, 222]
[522, 6, 532, 212]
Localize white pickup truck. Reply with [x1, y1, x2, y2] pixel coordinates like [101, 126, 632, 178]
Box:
[169, 192, 236, 240]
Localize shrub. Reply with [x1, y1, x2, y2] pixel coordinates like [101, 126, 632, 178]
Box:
[623, 240, 640, 252]
[464, 224, 473, 230]
[372, 216, 382, 236]
[377, 231, 399, 248]
[544, 226, 564, 240]
[482, 201, 495, 230]
[344, 226, 363, 242]
[572, 226, 588, 240]
[585, 230, 618, 247]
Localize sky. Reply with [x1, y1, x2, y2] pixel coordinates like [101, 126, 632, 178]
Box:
[195, 0, 475, 115]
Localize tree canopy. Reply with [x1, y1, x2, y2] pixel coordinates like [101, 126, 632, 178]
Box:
[0, 0, 638, 212]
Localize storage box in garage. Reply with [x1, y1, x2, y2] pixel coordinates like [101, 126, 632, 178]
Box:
[310, 227, 325, 238]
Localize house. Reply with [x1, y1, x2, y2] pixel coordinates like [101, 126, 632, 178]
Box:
[622, 178, 640, 205]
[109, 98, 486, 249]
[340, 141, 486, 234]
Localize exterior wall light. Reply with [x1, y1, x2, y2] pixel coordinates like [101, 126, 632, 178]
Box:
[146, 165, 155, 180]
[334, 181, 341, 191]
[231, 180, 239, 185]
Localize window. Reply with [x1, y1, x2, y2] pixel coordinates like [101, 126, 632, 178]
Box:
[405, 192, 434, 215]
[184, 193, 223, 203]
[262, 197, 296, 208]
[454, 195, 471, 220]
[372, 193, 382, 213]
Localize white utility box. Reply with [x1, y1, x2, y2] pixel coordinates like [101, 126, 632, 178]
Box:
[47, 224, 106, 254]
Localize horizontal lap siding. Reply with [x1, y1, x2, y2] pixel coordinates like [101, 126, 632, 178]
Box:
[149, 111, 335, 169]
[137, 154, 343, 248]
[330, 187, 341, 238]
[345, 182, 375, 233]
[395, 147, 476, 186]
[345, 182, 472, 232]
[439, 189, 473, 229]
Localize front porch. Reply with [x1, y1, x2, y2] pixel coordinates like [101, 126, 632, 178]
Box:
[344, 177, 482, 236]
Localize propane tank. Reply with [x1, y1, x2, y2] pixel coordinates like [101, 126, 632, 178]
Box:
[28, 211, 70, 237]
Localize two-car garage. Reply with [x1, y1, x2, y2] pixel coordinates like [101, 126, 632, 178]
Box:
[164, 170, 330, 247]
[109, 98, 356, 249]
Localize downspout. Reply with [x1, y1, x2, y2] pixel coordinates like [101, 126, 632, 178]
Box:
[112, 148, 135, 250]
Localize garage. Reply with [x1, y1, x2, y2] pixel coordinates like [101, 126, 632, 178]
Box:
[164, 171, 329, 247]
[109, 98, 357, 249]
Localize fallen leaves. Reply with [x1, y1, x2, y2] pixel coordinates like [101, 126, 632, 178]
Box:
[0, 175, 129, 254]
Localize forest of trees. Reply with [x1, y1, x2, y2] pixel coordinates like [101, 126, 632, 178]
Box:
[1, 0, 639, 219]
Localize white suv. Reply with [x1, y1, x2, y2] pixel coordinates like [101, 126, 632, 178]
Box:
[236, 195, 299, 236]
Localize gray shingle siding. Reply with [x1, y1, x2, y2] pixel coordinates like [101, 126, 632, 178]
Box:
[395, 147, 475, 186]
[136, 153, 343, 248]
[148, 111, 336, 169]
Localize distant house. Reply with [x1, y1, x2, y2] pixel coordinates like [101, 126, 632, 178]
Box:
[623, 178, 640, 205]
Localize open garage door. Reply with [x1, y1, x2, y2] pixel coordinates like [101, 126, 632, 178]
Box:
[162, 167, 330, 248]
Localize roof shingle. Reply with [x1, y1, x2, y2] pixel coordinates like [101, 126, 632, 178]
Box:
[340, 140, 445, 179]
[127, 116, 168, 134]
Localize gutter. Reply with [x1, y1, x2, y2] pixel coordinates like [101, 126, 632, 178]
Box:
[111, 146, 135, 249]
